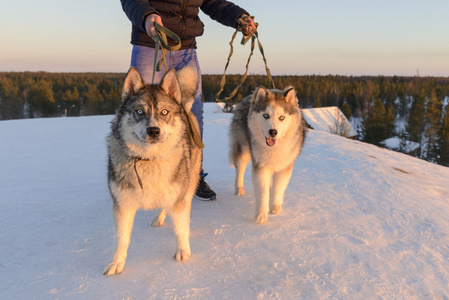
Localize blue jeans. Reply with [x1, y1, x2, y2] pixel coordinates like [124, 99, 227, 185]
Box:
[130, 45, 204, 137]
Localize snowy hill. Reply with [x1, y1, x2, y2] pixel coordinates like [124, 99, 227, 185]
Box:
[1, 103, 449, 299]
[302, 106, 358, 138]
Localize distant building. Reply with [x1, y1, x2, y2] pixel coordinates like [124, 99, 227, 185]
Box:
[302, 106, 358, 139]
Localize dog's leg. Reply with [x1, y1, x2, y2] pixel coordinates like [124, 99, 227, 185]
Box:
[103, 205, 137, 276]
[235, 151, 251, 195]
[151, 208, 167, 227]
[169, 203, 191, 262]
[252, 166, 272, 224]
[270, 164, 294, 215]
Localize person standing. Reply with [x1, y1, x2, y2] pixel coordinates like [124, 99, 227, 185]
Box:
[120, 0, 256, 200]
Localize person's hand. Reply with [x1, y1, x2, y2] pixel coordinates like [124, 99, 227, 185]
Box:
[240, 14, 256, 35]
[145, 14, 163, 38]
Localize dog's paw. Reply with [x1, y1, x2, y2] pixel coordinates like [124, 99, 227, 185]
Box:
[255, 213, 267, 224]
[270, 205, 282, 215]
[235, 187, 245, 196]
[151, 216, 165, 227]
[151, 209, 167, 227]
[103, 260, 125, 276]
[174, 248, 191, 262]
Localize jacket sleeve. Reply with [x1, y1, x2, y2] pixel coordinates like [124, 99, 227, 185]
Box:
[200, 0, 249, 29]
[120, 0, 159, 33]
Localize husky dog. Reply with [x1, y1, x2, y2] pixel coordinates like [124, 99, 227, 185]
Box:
[103, 65, 201, 276]
[229, 86, 306, 224]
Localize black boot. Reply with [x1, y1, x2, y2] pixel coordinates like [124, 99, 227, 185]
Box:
[195, 173, 217, 201]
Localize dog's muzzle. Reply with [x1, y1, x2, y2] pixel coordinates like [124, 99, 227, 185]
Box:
[146, 126, 161, 138]
[266, 129, 277, 147]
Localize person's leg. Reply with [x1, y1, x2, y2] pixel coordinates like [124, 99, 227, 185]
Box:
[168, 49, 216, 200]
[130, 45, 167, 84]
[168, 49, 203, 137]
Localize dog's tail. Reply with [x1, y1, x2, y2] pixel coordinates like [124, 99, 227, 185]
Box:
[176, 63, 204, 149]
[177, 64, 198, 111]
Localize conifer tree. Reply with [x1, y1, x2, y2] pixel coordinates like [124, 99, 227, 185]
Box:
[439, 104, 449, 166]
[82, 85, 104, 116]
[407, 89, 426, 156]
[314, 95, 321, 108]
[363, 98, 387, 146]
[341, 102, 352, 120]
[425, 91, 442, 161]
[385, 103, 396, 138]
[28, 79, 56, 117]
[0, 77, 23, 119]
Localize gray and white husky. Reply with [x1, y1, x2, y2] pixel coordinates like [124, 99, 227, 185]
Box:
[229, 86, 307, 224]
[103, 65, 201, 276]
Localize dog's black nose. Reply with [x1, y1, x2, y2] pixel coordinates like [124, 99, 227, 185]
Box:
[269, 129, 278, 137]
[146, 126, 160, 138]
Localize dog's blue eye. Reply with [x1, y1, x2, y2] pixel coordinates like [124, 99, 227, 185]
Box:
[161, 109, 169, 116]
[263, 114, 270, 119]
[279, 116, 285, 121]
[136, 109, 144, 115]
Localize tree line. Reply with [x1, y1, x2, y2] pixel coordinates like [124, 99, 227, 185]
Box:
[0, 72, 123, 119]
[1, 71, 449, 166]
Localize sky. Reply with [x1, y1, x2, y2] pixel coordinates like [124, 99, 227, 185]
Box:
[1, 0, 448, 76]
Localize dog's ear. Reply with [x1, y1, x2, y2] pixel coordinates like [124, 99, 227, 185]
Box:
[251, 86, 268, 105]
[284, 86, 298, 107]
[122, 67, 146, 99]
[160, 69, 182, 103]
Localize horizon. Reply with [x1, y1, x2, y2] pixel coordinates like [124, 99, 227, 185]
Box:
[1, 70, 449, 78]
[1, 1, 448, 77]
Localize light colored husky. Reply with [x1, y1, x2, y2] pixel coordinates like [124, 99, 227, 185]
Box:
[103, 65, 201, 276]
[229, 86, 307, 224]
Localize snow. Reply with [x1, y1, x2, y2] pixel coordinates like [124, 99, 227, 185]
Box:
[302, 107, 358, 138]
[383, 136, 420, 153]
[1, 103, 449, 299]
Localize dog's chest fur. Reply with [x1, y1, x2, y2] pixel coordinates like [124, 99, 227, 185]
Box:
[108, 137, 192, 210]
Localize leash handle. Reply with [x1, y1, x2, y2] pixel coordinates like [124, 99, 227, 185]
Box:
[153, 23, 182, 51]
[237, 15, 257, 45]
[151, 23, 182, 84]
[215, 16, 275, 103]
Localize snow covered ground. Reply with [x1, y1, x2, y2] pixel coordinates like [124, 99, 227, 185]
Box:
[1, 103, 449, 299]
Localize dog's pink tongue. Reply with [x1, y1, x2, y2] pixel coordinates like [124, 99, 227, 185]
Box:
[266, 138, 276, 147]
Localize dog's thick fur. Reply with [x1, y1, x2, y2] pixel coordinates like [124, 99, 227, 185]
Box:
[103, 66, 201, 276]
[229, 86, 307, 224]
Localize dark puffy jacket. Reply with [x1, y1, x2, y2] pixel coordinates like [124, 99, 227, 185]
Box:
[121, 0, 249, 49]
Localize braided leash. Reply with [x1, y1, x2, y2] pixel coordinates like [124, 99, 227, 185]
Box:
[215, 16, 275, 103]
